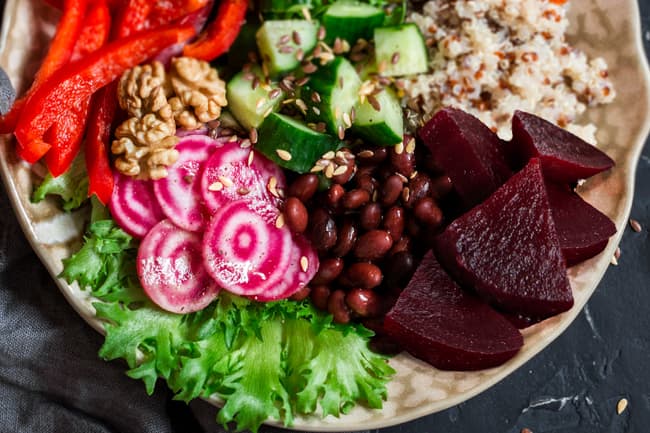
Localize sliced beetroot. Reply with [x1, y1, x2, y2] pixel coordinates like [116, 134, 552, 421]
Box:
[508, 110, 614, 183]
[109, 172, 165, 239]
[154, 134, 222, 232]
[433, 158, 574, 318]
[384, 251, 523, 370]
[251, 234, 319, 302]
[201, 140, 286, 214]
[137, 219, 220, 314]
[202, 200, 295, 297]
[546, 181, 616, 265]
[418, 107, 512, 208]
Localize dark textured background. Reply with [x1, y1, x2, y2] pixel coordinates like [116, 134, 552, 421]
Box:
[0, 2, 649, 433]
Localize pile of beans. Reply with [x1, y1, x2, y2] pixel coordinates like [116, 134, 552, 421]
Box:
[282, 138, 453, 327]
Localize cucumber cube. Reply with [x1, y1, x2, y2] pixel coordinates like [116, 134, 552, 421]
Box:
[374, 24, 428, 77]
[352, 87, 403, 146]
[227, 67, 284, 130]
[322, 2, 385, 44]
[256, 20, 318, 77]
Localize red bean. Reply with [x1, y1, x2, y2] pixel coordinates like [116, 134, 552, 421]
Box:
[390, 145, 415, 177]
[383, 206, 404, 242]
[355, 173, 378, 195]
[405, 172, 433, 208]
[288, 174, 319, 202]
[356, 146, 387, 165]
[354, 230, 393, 260]
[328, 290, 351, 324]
[290, 286, 311, 301]
[344, 262, 383, 289]
[383, 251, 415, 288]
[326, 184, 345, 208]
[342, 188, 370, 209]
[308, 208, 337, 252]
[312, 258, 344, 285]
[414, 197, 443, 227]
[345, 288, 381, 317]
[332, 219, 358, 257]
[310, 285, 331, 310]
[360, 203, 382, 231]
[284, 197, 308, 233]
[380, 175, 403, 207]
[331, 161, 356, 185]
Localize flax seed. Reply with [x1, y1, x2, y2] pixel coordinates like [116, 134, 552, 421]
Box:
[218, 176, 233, 188]
[617, 398, 628, 415]
[343, 112, 352, 128]
[292, 30, 301, 45]
[208, 181, 223, 191]
[367, 94, 381, 111]
[317, 26, 326, 41]
[276, 149, 292, 161]
[247, 150, 254, 166]
[300, 256, 309, 272]
[249, 128, 258, 144]
[337, 124, 345, 140]
[629, 218, 642, 232]
[240, 139, 252, 149]
[295, 76, 310, 87]
[391, 52, 400, 65]
[276, 214, 285, 228]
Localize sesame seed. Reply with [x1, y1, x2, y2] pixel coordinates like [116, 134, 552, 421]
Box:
[218, 176, 233, 187]
[276, 149, 292, 161]
[263, 106, 274, 118]
[276, 214, 285, 228]
[395, 140, 405, 155]
[617, 398, 628, 415]
[247, 150, 254, 166]
[391, 51, 400, 65]
[300, 256, 309, 272]
[402, 187, 410, 202]
[410, 170, 418, 179]
[208, 181, 223, 191]
[295, 99, 308, 113]
[396, 173, 408, 183]
[292, 30, 301, 45]
[629, 218, 642, 232]
[406, 138, 416, 154]
[333, 165, 348, 176]
[268, 176, 279, 197]
[240, 139, 252, 149]
[334, 106, 341, 120]
[249, 128, 258, 144]
[358, 150, 374, 158]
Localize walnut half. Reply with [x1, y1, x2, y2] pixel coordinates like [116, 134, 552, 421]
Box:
[169, 57, 227, 129]
[118, 61, 173, 121]
[112, 114, 179, 180]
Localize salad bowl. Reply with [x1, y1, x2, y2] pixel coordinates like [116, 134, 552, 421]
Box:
[0, 0, 649, 430]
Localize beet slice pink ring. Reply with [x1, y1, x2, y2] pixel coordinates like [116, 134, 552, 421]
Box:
[137, 219, 220, 314]
[200, 140, 286, 215]
[154, 134, 222, 232]
[202, 200, 294, 297]
[251, 233, 319, 302]
[109, 172, 165, 239]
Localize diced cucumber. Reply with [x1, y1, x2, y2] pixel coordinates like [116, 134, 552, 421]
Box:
[256, 113, 341, 173]
[259, 0, 313, 15]
[352, 86, 403, 146]
[322, 2, 385, 44]
[227, 66, 284, 130]
[374, 24, 428, 76]
[302, 57, 362, 136]
[256, 20, 318, 76]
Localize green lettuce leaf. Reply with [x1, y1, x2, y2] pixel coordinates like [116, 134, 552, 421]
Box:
[32, 152, 89, 211]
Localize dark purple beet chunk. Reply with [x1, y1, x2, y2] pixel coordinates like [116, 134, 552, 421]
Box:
[433, 158, 574, 318]
[546, 181, 616, 266]
[384, 251, 523, 370]
[419, 107, 512, 209]
[508, 110, 614, 183]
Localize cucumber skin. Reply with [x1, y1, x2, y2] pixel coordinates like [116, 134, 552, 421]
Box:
[256, 113, 341, 173]
[352, 87, 403, 146]
[302, 57, 362, 135]
[322, 3, 386, 44]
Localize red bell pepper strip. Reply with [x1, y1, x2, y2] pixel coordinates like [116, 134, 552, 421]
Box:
[0, 0, 89, 134]
[45, 1, 111, 177]
[85, 86, 117, 204]
[112, 0, 154, 38]
[14, 24, 196, 163]
[183, 0, 248, 61]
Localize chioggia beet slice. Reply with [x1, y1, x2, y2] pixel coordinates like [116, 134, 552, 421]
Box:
[508, 110, 614, 183]
[384, 251, 523, 370]
[110, 172, 165, 239]
[433, 158, 574, 318]
[546, 181, 616, 266]
[137, 219, 220, 314]
[418, 107, 512, 208]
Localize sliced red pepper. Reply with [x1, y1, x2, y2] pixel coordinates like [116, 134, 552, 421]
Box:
[148, 0, 209, 28]
[14, 24, 196, 163]
[85, 85, 118, 204]
[71, 0, 111, 61]
[112, 0, 154, 38]
[0, 0, 89, 134]
[183, 0, 248, 61]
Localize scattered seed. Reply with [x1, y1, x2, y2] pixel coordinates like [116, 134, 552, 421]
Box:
[402, 187, 410, 202]
[317, 26, 326, 41]
[358, 150, 374, 158]
[333, 165, 348, 176]
[282, 98, 296, 105]
[240, 139, 252, 149]
[617, 398, 628, 415]
[629, 218, 642, 232]
[237, 187, 250, 195]
[278, 34, 291, 46]
[372, 189, 378, 202]
[228, 134, 239, 142]
[394, 140, 405, 155]
[263, 106, 274, 118]
[268, 176, 279, 197]
[406, 138, 416, 154]
[334, 106, 341, 121]
[342, 112, 352, 128]
[256, 97, 267, 109]
[277, 187, 285, 198]
[295, 48, 304, 61]
[261, 62, 269, 78]
[300, 256, 309, 272]
[410, 170, 418, 179]
[310, 164, 325, 173]
[337, 124, 345, 140]
[311, 91, 322, 103]
[208, 181, 224, 191]
[367, 94, 381, 112]
[302, 62, 317, 74]
[322, 151, 335, 160]
[312, 106, 321, 115]
[267, 89, 281, 100]
[292, 30, 302, 45]
[218, 176, 234, 188]
[296, 76, 310, 87]
[279, 45, 294, 54]
[276, 214, 285, 228]
[276, 149, 292, 161]
[249, 128, 258, 144]
[301, 7, 312, 22]
[350, 106, 356, 122]
[247, 150, 254, 166]
[391, 51, 400, 65]
[295, 98, 308, 113]
[325, 163, 335, 178]
[396, 173, 408, 183]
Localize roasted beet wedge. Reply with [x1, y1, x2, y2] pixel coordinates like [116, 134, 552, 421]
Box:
[433, 158, 574, 318]
[384, 251, 523, 371]
[419, 107, 512, 208]
[508, 110, 614, 183]
[546, 181, 616, 266]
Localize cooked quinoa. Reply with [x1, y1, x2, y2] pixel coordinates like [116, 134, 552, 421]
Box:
[402, 0, 615, 144]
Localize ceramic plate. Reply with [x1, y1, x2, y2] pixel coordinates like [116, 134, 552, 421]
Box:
[1, 0, 649, 430]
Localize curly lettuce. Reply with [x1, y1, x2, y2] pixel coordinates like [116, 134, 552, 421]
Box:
[32, 153, 89, 212]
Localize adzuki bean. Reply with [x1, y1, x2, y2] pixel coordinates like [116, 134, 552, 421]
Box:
[380, 175, 403, 207]
[383, 206, 404, 242]
[312, 257, 344, 285]
[326, 184, 345, 208]
[360, 202, 382, 230]
[354, 230, 393, 260]
[342, 188, 370, 209]
[345, 288, 381, 317]
[344, 262, 383, 289]
[328, 290, 351, 324]
[390, 145, 415, 177]
[414, 197, 443, 227]
[308, 208, 337, 252]
[284, 197, 308, 233]
[288, 174, 319, 202]
[310, 285, 331, 310]
[332, 219, 357, 257]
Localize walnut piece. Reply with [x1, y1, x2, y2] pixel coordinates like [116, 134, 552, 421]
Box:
[112, 114, 179, 180]
[169, 57, 227, 129]
[118, 61, 173, 122]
